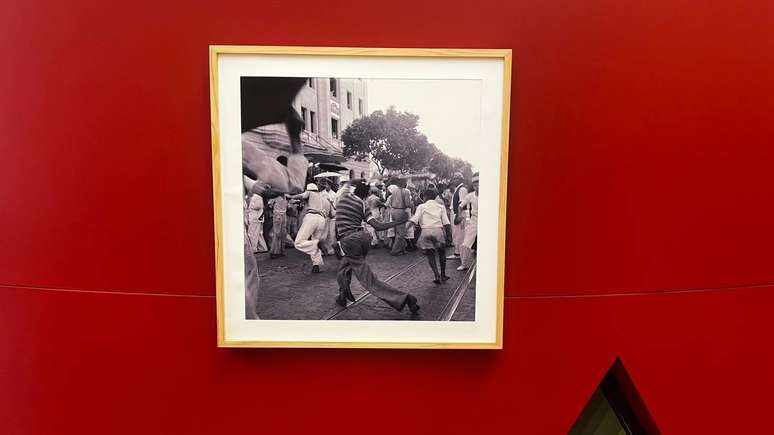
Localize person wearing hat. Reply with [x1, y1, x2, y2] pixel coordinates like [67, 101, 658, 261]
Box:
[333, 179, 420, 314]
[287, 183, 328, 273]
[448, 172, 469, 260]
[457, 172, 479, 271]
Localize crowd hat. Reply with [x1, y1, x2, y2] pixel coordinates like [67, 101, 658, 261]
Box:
[472, 173, 480, 182]
[306, 183, 319, 191]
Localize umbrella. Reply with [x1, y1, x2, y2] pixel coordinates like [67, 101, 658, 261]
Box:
[313, 171, 344, 178]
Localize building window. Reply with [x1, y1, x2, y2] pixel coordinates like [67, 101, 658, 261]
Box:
[301, 107, 308, 130]
[329, 78, 337, 98]
[310, 111, 316, 133]
[358, 98, 363, 116]
[346, 91, 352, 109]
[307, 78, 314, 88]
[331, 118, 339, 139]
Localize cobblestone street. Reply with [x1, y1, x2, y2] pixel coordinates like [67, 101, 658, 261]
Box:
[255, 245, 476, 321]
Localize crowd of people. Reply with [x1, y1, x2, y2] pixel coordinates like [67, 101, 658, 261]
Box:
[244, 165, 480, 316]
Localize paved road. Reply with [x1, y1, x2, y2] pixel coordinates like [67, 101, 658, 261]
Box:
[255, 245, 475, 321]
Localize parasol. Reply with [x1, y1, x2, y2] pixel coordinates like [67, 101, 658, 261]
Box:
[313, 171, 344, 178]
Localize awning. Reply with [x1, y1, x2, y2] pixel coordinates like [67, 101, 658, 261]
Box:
[305, 152, 344, 164]
[318, 162, 349, 172]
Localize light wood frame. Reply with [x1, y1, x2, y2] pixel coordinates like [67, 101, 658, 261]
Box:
[210, 45, 511, 349]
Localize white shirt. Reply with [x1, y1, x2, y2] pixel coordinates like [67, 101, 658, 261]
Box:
[298, 190, 324, 213]
[459, 192, 478, 219]
[321, 189, 336, 217]
[247, 195, 264, 220]
[410, 200, 451, 229]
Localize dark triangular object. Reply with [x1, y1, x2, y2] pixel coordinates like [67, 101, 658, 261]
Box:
[569, 358, 659, 435]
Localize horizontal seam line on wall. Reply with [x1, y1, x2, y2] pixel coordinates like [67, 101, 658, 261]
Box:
[506, 281, 774, 300]
[0, 283, 215, 299]
[2, 281, 773, 301]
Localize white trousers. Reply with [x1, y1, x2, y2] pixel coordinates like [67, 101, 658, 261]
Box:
[294, 213, 326, 266]
[247, 216, 267, 253]
[321, 217, 336, 254]
[460, 216, 478, 268]
[451, 211, 466, 255]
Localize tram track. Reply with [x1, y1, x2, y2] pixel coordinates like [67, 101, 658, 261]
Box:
[321, 257, 425, 320]
[320, 254, 476, 321]
[436, 258, 476, 321]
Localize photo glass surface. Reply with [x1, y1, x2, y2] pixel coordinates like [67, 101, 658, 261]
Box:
[240, 76, 480, 321]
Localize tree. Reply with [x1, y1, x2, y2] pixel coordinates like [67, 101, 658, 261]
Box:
[428, 150, 454, 180]
[451, 157, 474, 181]
[342, 107, 435, 175]
[427, 151, 474, 183]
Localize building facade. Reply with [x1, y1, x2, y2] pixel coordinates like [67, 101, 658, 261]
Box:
[294, 77, 368, 148]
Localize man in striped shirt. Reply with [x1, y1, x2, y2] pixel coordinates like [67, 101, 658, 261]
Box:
[334, 180, 420, 313]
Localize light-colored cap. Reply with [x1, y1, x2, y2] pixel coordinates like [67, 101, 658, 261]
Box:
[306, 183, 319, 191]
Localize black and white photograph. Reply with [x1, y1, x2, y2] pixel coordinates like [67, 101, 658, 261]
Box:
[211, 47, 509, 347]
[241, 76, 481, 321]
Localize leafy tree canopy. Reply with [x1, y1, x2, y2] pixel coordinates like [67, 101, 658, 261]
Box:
[341, 106, 474, 182]
[342, 107, 435, 175]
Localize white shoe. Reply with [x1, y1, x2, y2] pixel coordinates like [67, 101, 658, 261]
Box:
[456, 265, 468, 271]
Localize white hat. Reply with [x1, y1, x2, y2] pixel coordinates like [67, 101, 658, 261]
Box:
[306, 183, 319, 191]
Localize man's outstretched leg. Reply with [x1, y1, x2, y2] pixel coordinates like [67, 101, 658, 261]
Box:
[350, 255, 418, 312]
[336, 257, 355, 307]
[342, 232, 419, 313]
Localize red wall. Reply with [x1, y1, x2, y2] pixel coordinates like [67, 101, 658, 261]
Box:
[2, 1, 773, 433]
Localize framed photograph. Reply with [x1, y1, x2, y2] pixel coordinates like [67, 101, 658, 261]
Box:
[210, 46, 511, 348]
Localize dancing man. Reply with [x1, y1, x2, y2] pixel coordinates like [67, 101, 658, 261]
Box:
[334, 179, 420, 314]
[288, 183, 328, 273]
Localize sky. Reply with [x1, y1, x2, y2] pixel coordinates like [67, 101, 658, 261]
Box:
[365, 79, 481, 170]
